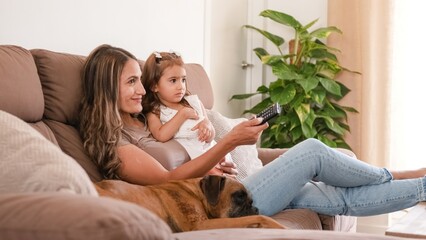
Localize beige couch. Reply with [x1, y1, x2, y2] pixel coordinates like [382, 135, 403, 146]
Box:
[0, 45, 389, 239]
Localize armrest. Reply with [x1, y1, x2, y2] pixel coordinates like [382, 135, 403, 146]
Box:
[0, 192, 172, 240]
[257, 148, 288, 165]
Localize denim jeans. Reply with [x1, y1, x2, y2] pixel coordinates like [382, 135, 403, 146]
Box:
[242, 138, 426, 216]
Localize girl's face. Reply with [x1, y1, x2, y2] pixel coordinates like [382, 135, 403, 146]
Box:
[153, 64, 187, 108]
[118, 59, 145, 114]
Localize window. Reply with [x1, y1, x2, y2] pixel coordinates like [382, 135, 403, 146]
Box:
[390, 0, 425, 170]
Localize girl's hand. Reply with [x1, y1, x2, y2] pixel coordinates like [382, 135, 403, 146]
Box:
[179, 107, 199, 120]
[206, 157, 237, 178]
[192, 118, 214, 143]
[216, 157, 238, 178]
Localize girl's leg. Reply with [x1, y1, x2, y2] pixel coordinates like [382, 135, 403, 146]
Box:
[288, 178, 425, 216]
[241, 138, 418, 216]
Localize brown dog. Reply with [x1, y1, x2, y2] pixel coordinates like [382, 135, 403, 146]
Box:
[95, 175, 285, 232]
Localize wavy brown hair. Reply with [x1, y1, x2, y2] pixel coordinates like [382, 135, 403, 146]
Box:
[79, 44, 138, 180]
[141, 52, 190, 118]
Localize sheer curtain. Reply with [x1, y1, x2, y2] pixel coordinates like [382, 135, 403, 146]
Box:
[327, 0, 421, 234]
[389, 0, 425, 170]
[327, 0, 393, 167]
[328, 0, 423, 170]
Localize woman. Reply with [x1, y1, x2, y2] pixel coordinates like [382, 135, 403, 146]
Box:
[80, 44, 426, 217]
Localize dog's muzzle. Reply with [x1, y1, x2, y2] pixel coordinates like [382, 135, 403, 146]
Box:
[229, 190, 259, 217]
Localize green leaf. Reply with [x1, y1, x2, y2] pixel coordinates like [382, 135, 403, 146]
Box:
[301, 19, 319, 33]
[310, 26, 342, 39]
[319, 77, 341, 96]
[311, 88, 326, 105]
[341, 106, 359, 113]
[271, 84, 296, 105]
[321, 116, 345, 135]
[257, 85, 269, 93]
[290, 126, 302, 141]
[244, 25, 284, 47]
[230, 92, 259, 100]
[311, 49, 338, 62]
[260, 10, 302, 29]
[338, 82, 350, 97]
[319, 105, 347, 119]
[301, 122, 317, 138]
[295, 103, 310, 123]
[269, 79, 284, 90]
[253, 48, 269, 59]
[296, 76, 319, 93]
[304, 110, 316, 128]
[288, 111, 300, 130]
[272, 64, 302, 80]
[243, 98, 272, 114]
[261, 55, 284, 66]
[289, 94, 305, 109]
[318, 135, 337, 147]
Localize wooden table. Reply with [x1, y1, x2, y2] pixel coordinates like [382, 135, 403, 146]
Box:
[385, 202, 426, 239]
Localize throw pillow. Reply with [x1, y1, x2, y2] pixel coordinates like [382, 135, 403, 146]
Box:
[0, 110, 97, 196]
[0, 193, 172, 240]
[206, 110, 263, 181]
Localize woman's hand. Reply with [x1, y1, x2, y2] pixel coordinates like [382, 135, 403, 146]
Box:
[224, 117, 268, 147]
[192, 118, 214, 143]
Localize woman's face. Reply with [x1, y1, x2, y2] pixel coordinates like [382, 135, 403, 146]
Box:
[153, 64, 187, 107]
[118, 59, 145, 114]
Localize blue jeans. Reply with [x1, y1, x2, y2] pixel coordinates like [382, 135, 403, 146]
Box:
[242, 138, 426, 216]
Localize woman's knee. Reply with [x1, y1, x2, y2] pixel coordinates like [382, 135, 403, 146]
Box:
[300, 138, 327, 150]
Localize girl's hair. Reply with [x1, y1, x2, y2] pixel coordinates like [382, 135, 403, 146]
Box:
[79, 44, 138, 180]
[141, 52, 190, 117]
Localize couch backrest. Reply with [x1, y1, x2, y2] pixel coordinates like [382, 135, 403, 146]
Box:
[0, 45, 214, 181]
[0, 46, 45, 122]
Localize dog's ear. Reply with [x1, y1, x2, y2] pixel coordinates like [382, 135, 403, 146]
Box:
[200, 175, 226, 206]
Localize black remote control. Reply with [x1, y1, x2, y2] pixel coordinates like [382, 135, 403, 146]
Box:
[256, 103, 281, 125]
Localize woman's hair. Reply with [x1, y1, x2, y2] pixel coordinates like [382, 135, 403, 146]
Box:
[141, 52, 189, 117]
[79, 44, 138, 180]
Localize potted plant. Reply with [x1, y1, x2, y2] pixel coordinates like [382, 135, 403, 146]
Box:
[231, 9, 358, 149]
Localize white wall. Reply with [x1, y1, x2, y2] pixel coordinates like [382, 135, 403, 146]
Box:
[0, 0, 205, 63]
[0, 0, 329, 117]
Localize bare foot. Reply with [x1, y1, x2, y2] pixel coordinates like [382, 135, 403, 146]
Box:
[390, 168, 426, 180]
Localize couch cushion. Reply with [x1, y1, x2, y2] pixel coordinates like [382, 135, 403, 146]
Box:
[0, 193, 172, 240]
[0, 45, 44, 122]
[271, 209, 322, 230]
[44, 119, 102, 182]
[319, 214, 357, 232]
[173, 229, 402, 240]
[0, 110, 97, 195]
[185, 63, 214, 110]
[29, 121, 59, 145]
[31, 49, 85, 126]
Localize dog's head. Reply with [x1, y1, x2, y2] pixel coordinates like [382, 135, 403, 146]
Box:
[199, 175, 259, 218]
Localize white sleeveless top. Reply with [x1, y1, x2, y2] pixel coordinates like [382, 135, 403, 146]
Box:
[159, 95, 231, 162]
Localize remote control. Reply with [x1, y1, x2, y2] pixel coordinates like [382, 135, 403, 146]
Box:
[256, 103, 281, 125]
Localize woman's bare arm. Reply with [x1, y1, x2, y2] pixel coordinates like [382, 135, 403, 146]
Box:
[118, 117, 266, 185]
